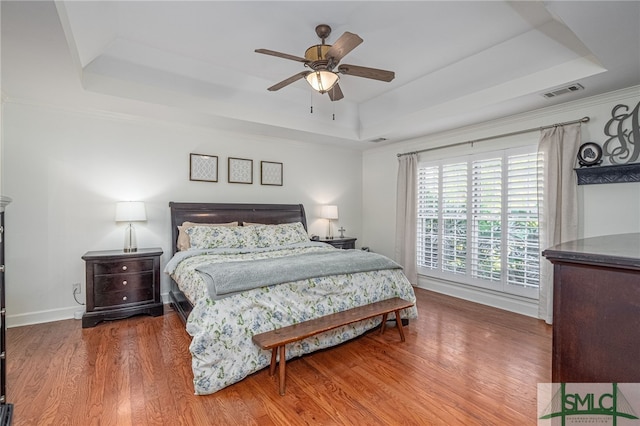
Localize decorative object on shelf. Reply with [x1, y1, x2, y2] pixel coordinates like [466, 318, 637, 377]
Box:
[321, 205, 338, 239]
[115, 201, 147, 253]
[228, 157, 253, 184]
[338, 226, 346, 238]
[261, 161, 283, 186]
[189, 153, 218, 182]
[577, 142, 603, 167]
[603, 100, 640, 165]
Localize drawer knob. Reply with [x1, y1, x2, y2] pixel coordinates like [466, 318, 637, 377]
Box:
[123, 296, 128, 301]
[122, 265, 128, 271]
[122, 280, 127, 286]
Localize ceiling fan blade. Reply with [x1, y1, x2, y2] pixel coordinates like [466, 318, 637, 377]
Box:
[267, 71, 310, 91]
[338, 64, 395, 82]
[255, 49, 309, 64]
[326, 32, 363, 63]
[328, 83, 344, 101]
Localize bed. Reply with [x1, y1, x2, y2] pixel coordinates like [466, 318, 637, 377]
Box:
[165, 202, 417, 395]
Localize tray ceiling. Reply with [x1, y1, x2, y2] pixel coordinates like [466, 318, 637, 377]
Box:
[2, 1, 639, 148]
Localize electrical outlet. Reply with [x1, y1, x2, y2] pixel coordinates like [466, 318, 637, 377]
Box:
[72, 283, 81, 295]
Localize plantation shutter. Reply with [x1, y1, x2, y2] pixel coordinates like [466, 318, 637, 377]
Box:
[416, 146, 540, 299]
[441, 163, 467, 275]
[471, 157, 502, 282]
[417, 166, 439, 270]
[505, 152, 540, 290]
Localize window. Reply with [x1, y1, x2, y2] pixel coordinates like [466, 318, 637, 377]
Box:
[417, 147, 540, 299]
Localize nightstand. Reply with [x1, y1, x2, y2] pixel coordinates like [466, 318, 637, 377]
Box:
[319, 237, 357, 250]
[82, 248, 163, 328]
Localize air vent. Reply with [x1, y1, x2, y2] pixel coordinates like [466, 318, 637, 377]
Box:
[543, 83, 584, 99]
[370, 137, 388, 143]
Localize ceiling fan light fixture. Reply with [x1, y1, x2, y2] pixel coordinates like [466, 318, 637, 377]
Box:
[306, 70, 339, 93]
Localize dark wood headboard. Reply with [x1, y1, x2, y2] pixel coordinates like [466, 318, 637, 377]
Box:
[169, 202, 307, 255]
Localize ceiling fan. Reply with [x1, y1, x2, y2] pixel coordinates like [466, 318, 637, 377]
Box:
[255, 24, 395, 101]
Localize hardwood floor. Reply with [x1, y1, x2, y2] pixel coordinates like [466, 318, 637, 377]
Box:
[6, 288, 551, 425]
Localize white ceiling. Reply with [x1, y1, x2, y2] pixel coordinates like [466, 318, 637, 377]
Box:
[2, 1, 640, 149]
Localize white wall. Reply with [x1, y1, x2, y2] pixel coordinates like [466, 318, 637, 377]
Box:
[2, 101, 363, 326]
[3, 86, 638, 326]
[363, 86, 640, 314]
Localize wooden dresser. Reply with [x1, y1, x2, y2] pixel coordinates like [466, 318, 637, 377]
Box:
[0, 196, 13, 424]
[542, 233, 640, 382]
[82, 248, 163, 328]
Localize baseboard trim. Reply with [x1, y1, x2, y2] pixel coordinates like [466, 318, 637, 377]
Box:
[416, 275, 539, 318]
[6, 306, 82, 328]
[7, 292, 173, 328]
[7, 282, 538, 327]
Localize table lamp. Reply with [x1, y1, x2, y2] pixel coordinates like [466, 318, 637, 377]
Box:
[321, 205, 338, 239]
[115, 201, 147, 252]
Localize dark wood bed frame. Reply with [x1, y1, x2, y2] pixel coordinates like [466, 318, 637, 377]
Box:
[168, 202, 308, 323]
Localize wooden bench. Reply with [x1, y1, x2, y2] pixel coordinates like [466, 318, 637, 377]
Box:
[252, 297, 414, 395]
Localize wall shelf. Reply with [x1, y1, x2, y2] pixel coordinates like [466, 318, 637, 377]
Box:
[575, 163, 640, 185]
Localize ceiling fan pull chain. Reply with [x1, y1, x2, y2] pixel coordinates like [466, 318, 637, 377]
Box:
[310, 91, 313, 114]
[332, 92, 336, 120]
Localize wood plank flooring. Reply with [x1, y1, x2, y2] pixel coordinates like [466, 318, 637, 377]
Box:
[6, 288, 551, 425]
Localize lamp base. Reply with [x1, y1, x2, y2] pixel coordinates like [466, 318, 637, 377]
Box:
[123, 223, 138, 253]
[326, 219, 334, 240]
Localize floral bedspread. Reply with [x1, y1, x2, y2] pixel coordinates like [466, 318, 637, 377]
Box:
[165, 243, 417, 395]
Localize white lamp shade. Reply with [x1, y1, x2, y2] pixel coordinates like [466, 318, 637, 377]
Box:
[305, 71, 339, 93]
[321, 205, 338, 220]
[115, 201, 147, 222]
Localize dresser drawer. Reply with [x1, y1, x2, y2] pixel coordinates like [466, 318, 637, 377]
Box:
[94, 258, 154, 275]
[94, 287, 154, 308]
[94, 271, 153, 293]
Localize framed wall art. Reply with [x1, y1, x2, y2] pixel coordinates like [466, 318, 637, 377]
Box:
[261, 161, 283, 186]
[228, 157, 253, 184]
[189, 153, 218, 182]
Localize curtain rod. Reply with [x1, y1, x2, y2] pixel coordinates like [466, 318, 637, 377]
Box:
[397, 116, 590, 157]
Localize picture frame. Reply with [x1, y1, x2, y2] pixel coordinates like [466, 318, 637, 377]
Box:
[261, 161, 283, 186]
[228, 157, 253, 184]
[189, 153, 218, 182]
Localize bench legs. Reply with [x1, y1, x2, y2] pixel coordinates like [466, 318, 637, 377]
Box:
[379, 309, 406, 342]
[268, 309, 407, 396]
[268, 345, 288, 395]
[278, 345, 286, 396]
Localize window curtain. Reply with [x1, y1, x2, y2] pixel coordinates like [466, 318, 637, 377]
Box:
[537, 123, 581, 324]
[395, 153, 418, 284]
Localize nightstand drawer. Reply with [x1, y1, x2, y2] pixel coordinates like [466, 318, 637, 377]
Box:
[94, 258, 154, 275]
[94, 271, 153, 293]
[94, 287, 154, 308]
[319, 237, 357, 250]
[329, 240, 355, 249]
